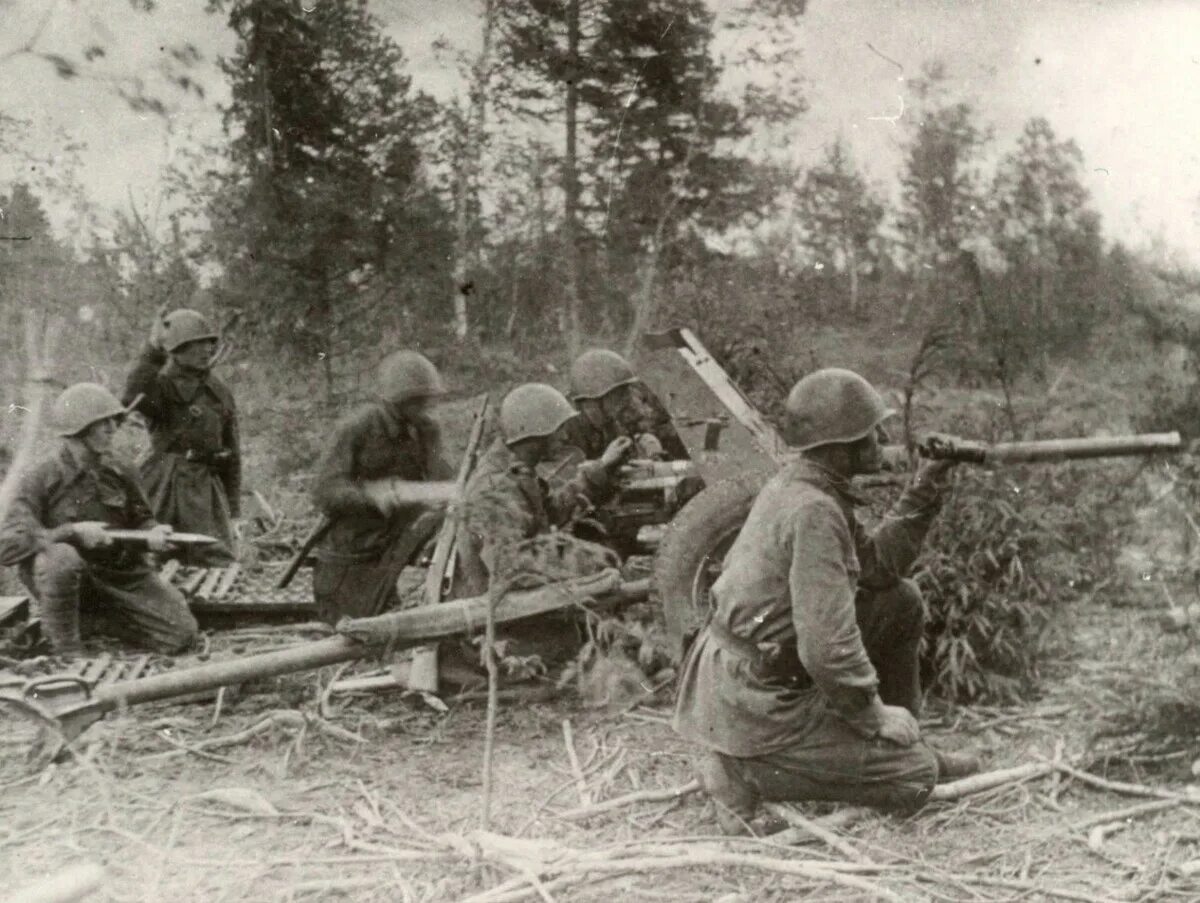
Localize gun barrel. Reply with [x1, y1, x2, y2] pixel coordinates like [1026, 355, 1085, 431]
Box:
[920, 431, 1182, 465]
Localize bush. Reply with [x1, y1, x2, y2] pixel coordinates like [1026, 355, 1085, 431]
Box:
[916, 458, 1145, 704]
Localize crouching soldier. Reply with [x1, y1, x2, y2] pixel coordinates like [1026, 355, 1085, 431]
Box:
[123, 308, 240, 565]
[563, 349, 688, 461]
[0, 384, 198, 657]
[311, 351, 452, 624]
[456, 383, 633, 597]
[673, 368, 979, 835]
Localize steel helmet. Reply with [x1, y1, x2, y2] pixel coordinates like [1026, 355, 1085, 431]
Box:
[569, 349, 638, 401]
[783, 368, 894, 451]
[52, 383, 129, 437]
[377, 351, 445, 404]
[499, 383, 578, 445]
[161, 309, 218, 352]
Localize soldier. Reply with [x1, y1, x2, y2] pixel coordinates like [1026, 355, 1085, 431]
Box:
[673, 368, 979, 835]
[311, 351, 453, 624]
[0, 383, 198, 657]
[455, 383, 633, 597]
[563, 349, 689, 461]
[123, 308, 240, 565]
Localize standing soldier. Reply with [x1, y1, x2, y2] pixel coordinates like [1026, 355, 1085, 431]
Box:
[563, 349, 689, 461]
[123, 308, 240, 565]
[0, 383, 198, 657]
[456, 383, 633, 597]
[311, 351, 453, 624]
[673, 368, 979, 835]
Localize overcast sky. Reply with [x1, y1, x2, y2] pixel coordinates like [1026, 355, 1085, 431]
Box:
[3, 0, 1199, 262]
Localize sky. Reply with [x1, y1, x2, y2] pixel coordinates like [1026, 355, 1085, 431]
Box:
[2, 0, 1199, 262]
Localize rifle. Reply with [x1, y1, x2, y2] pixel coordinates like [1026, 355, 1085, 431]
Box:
[422, 394, 491, 605]
[276, 517, 330, 589]
[104, 529, 218, 548]
[916, 431, 1182, 465]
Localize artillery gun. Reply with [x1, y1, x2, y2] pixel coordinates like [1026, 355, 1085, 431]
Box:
[0, 328, 1183, 764]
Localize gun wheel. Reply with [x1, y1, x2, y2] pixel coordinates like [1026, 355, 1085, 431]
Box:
[653, 472, 768, 660]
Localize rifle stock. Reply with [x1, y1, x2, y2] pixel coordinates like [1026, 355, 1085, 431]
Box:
[422, 394, 491, 604]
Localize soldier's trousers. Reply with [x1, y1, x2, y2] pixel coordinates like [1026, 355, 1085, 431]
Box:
[20, 543, 199, 655]
[716, 579, 938, 814]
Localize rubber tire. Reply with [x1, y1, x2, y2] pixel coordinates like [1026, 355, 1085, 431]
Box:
[654, 471, 768, 659]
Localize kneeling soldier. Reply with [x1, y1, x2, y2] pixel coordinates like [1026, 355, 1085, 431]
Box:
[563, 349, 688, 461]
[311, 351, 452, 624]
[0, 383, 198, 657]
[673, 368, 978, 834]
[456, 383, 632, 596]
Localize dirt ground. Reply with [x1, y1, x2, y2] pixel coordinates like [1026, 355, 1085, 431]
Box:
[2, 587, 1199, 903]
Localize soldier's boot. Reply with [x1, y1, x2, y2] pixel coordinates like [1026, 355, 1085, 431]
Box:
[696, 751, 787, 836]
[32, 543, 87, 658]
[933, 748, 982, 783]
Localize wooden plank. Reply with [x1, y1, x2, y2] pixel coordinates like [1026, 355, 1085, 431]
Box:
[159, 559, 182, 583]
[0, 595, 29, 627]
[214, 564, 241, 599]
[179, 568, 207, 594]
[119, 654, 153, 684]
[197, 568, 224, 599]
[79, 654, 112, 685]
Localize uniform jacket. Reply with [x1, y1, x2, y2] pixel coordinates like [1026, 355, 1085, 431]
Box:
[312, 402, 452, 563]
[673, 458, 943, 758]
[454, 438, 613, 597]
[123, 345, 242, 516]
[0, 442, 156, 571]
[561, 387, 689, 461]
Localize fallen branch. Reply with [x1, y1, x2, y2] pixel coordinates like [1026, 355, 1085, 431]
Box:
[1076, 798, 1182, 851]
[562, 719, 590, 807]
[761, 804, 872, 863]
[6, 862, 105, 903]
[930, 762, 1054, 801]
[458, 840, 903, 903]
[557, 779, 701, 820]
[1050, 761, 1200, 802]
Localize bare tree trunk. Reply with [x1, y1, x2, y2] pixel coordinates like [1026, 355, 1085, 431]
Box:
[624, 238, 660, 359]
[846, 242, 859, 316]
[562, 0, 583, 360]
[0, 313, 61, 528]
[450, 0, 496, 342]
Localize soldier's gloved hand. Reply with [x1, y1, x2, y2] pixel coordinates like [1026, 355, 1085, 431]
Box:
[913, 458, 956, 492]
[146, 523, 174, 553]
[875, 703, 921, 747]
[847, 696, 921, 746]
[634, 433, 665, 460]
[600, 436, 634, 470]
[72, 521, 113, 551]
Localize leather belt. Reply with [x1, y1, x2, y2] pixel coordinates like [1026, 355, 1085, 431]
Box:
[706, 619, 812, 689]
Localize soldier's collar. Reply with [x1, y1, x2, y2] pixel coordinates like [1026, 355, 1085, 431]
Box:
[790, 458, 864, 506]
[59, 439, 111, 479]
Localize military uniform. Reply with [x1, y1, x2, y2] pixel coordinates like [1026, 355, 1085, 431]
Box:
[454, 437, 615, 598]
[312, 403, 452, 623]
[674, 458, 944, 814]
[0, 443, 198, 653]
[123, 345, 241, 564]
[560, 386, 689, 461]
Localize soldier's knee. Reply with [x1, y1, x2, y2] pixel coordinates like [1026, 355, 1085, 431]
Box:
[34, 543, 86, 588]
